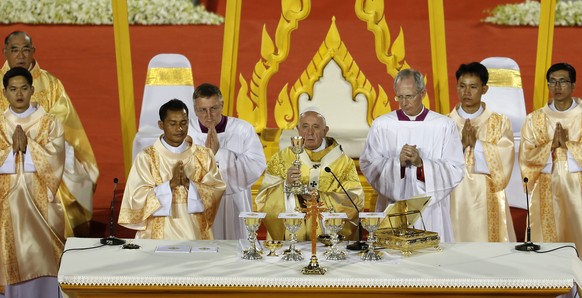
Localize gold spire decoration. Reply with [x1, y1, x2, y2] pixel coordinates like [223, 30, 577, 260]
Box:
[236, 0, 311, 133]
[355, 0, 430, 110]
[274, 17, 387, 129]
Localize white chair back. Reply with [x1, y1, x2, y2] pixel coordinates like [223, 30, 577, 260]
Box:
[279, 60, 369, 157]
[132, 54, 195, 159]
[480, 57, 527, 209]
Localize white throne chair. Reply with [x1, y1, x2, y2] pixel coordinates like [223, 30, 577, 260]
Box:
[480, 57, 527, 209]
[132, 54, 195, 159]
[278, 60, 369, 157]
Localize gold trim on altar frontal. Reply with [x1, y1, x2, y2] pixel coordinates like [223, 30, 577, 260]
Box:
[145, 68, 194, 86]
[487, 68, 523, 88]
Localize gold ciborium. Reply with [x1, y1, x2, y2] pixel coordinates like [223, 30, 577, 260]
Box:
[285, 136, 308, 195]
[264, 240, 283, 257]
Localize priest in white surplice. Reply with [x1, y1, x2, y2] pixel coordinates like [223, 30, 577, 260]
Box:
[360, 69, 465, 242]
[189, 83, 266, 240]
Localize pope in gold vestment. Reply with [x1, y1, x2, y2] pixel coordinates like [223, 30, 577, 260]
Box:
[0, 62, 99, 237]
[519, 98, 582, 254]
[256, 137, 364, 240]
[449, 104, 516, 242]
[0, 106, 65, 286]
[118, 137, 225, 240]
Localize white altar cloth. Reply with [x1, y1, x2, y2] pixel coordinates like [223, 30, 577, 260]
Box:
[58, 238, 576, 290]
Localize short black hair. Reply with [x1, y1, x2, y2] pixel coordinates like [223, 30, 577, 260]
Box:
[4, 31, 33, 47]
[159, 99, 189, 121]
[193, 83, 222, 101]
[3, 67, 33, 88]
[546, 62, 576, 84]
[455, 62, 488, 85]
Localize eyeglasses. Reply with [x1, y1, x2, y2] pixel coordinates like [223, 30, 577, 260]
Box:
[7, 46, 33, 56]
[195, 105, 221, 114]
[548, 79, 571, 87]
[394, 91, 422, 102]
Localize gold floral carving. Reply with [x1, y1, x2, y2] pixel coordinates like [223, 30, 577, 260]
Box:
[275, 17, 386, 129]
[236, 0, 311, 133]
[355, 0, 430, 109]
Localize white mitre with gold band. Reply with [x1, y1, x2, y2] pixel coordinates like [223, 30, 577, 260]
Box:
[132, 54, 195, 159]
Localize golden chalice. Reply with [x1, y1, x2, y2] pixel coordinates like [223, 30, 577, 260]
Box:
[285, 136, 308, 195]
[322, 212, 348, 261]
[278, 212, 305, 261]
[239, 212, 266, 260]
[359, 212, 386, 261]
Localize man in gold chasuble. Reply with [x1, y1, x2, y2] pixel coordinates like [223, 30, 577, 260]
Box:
[118, 99, 225, 240]
[0, 67, 65, 297]
[519, 62, 582, 258]
[448, 62, 516, 242]
[256, 107, 364, 241]
[1, 31, 99, 237]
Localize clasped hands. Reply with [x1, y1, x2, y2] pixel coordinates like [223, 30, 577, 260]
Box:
[170, 161, 189, 191]
[400, 144, 422, 168]
[12, 125, 27, 153]
[551, 122, 569, 151]
[461, 119, 477, 149]
[205, 125, 220, 154]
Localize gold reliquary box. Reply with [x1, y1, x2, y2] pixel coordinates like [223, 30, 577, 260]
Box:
[375, 195, 441, 256]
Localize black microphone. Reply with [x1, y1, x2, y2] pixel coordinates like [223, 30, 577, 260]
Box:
[515, 177, 540, 251]
[100, 178, 126, 246]
[324, 167, 368, 251]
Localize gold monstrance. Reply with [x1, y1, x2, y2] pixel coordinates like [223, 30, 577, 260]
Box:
[299, 190, 327, 275]
[375, 195, 440, 256]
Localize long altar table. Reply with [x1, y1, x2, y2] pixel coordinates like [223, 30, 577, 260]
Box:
[58, 238, 576, 298]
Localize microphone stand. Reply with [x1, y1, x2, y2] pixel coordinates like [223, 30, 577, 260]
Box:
[515, 177, 540, 251]
[325, 167, 368, 251]
[100, 178, 126, 246]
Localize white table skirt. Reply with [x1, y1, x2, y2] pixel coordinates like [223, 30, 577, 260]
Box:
[58, 238, 576, 289]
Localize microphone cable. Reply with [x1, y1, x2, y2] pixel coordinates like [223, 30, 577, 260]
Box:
[58, 243, 106, 298]
[534, 245, 579, 297]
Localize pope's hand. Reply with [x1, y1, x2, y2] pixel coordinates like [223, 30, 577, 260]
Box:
[286, 166, 301, 185]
